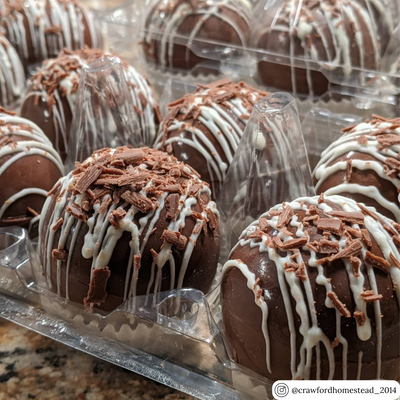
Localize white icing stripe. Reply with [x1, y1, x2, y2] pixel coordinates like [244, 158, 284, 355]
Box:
[224, 195, 400, 379]
[0, 36, 25, 107]
[40, 148, 219, 305]
[222, 259, 272, 374]
[0, 113, 63, 224]
[314, 120, 400, 222]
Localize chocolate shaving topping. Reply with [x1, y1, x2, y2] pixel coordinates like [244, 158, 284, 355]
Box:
[295, 263, 307, 281]
[317, 218, 343, 235]
[346, 159, 352, 182]
[329, 239, 362, 262]
[52, 248, 68, 261]
[121, 190, 154, 213]
[134, 255, 141, 271]
[207, 208, 218, 231]
[84, 267, 111, 307]
[165, 193, 179, 220]
[66, 203, 88, 222]
[357, 203, 379, 221]
[277, 206, 294, 229]
[354, 311, 366, 326]
[114, 148, 144, 165]
[361, 229, 372, 248]
[75, 165, 103, 194]
[326, 211, 364, 225]
[273, 236, 308, 250]
[161, 229, 187, 250]
[52, 217, 64, 231]
[318, 239, 340, 254]
[327, 291, 351, 317]
[365, 250, 390, 273]
[350, 256, 360, 277]
[99, 196, 112, 215]
[331, 337, 340, 348]
[360, 290, 383, 302]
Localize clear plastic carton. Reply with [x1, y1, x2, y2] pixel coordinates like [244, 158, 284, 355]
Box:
[98, 0, 400, 110]
[0, 69, 317, 398]
[1, 40, 399, 400]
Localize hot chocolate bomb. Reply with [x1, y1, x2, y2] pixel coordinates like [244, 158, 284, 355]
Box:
[0, 108, 63, 228]
[222, 195, 400, 380]
[20, 48, 161, 160]
[40, 146, 220, 311]
[155, 79, 266, 197]
[314, 116, 400, 223]
[253, 0, 395, 96]
[1, 0, 102, 71]
[143, 0, 251, 72]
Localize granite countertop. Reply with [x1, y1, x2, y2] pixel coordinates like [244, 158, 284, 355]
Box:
[0, 318, 193, 400]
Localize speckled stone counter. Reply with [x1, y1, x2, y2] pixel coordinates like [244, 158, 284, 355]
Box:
[0, 318, 193, 400]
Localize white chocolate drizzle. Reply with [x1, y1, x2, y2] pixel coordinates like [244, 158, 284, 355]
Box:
[0, 112, 63, 223]
[223, 195, 400, 379]
[314, 118, 400, 222]
[0, 35, 25, 107]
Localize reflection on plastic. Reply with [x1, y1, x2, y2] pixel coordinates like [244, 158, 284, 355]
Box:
[65, 56, 143, 173]
[218, 92, 315, 251]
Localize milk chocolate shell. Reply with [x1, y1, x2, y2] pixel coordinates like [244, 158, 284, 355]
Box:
[221, 195, 400, 381]
[155, 78, 266, 198]
[253, 0, 394, 96]
[314, 116, 400, 222]
[0, 108, 63, 228]
[0, 35, 25, 108]
[143, 0, 251, 72]
[2, 0, 102, 71]
[20, 48, 161, 160]
[39, 146, 220, 311]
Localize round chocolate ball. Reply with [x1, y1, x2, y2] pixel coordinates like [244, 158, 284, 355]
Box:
[252, 0, 394, 97]
[0, 35, 25, 108]
[314, 116, 400, 222]
[39, 146, 220, 311]
[221, 194, 400, 380]
[1, 0, 102, 72]
[0, 108, 63, 228]
[142, 0, 251, 72]
[155, 78, 266, 198]
[20, 48, 161, 161]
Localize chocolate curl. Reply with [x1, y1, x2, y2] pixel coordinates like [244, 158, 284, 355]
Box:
[84, 267, 111, 307]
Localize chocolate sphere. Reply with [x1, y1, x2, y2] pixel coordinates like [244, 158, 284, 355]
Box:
[221, 195, 400, 380]
[0, 35, 25, 108]
[39, 146, 220, 311]
[314, 116, 400, 223]
[20, 48, 161, 161]
[142, 0, 251, 72]
[0, 108, 63, 228]
[2, 0, 102, 72]
[155, 78, 266, 198]
[252, 0, 394, 97]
